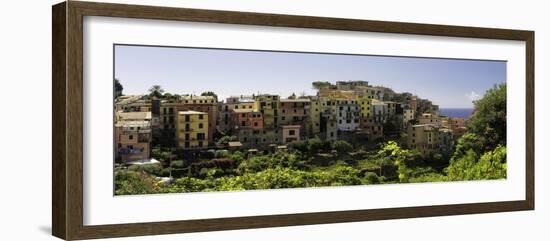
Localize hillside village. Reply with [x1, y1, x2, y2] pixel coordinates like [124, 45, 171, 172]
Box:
[115, 80, 467, 163]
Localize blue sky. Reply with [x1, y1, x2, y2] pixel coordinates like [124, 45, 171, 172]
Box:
[114, 45, 506, 108]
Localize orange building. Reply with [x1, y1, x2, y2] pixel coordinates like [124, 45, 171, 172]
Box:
[230, 109, 264, 129]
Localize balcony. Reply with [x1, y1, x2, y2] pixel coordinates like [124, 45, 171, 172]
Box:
[121, 129, 151, 135]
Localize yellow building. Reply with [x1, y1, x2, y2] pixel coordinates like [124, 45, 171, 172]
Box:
[219, 96, 255, 131]
[309, 97, 322, 135]
[407, 124, 440, 157]
[176, 111, 209, 149]
[357, 95, 373, 118]
[253, 94, 280, 129]
[419, 113, 441, 127]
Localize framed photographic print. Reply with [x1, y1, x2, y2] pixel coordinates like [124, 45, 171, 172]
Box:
[52, 1, 534, 240]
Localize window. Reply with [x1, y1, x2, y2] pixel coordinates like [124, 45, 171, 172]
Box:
[184, 115, 190, 122]
[198, 114, 204, 120]
[128, 135, 133, 140]
[254, 122, 258, 126]
[199, 123, 203, 129]
[185, 133, 190, 140]
[241, 121, 246, 126]
[289, 130, 296, 135]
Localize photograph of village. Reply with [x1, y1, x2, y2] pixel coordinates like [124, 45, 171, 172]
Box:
[113, 45, 507, 195]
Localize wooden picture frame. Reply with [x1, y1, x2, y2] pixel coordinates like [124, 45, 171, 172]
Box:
[52, 1, 534, 240]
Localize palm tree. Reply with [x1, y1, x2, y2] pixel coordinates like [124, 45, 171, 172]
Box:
[148, 85, 164, 98]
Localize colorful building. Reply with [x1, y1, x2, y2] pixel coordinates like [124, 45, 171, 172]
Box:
[407, 124, 441, 157]
[176, 111, 209, 150]
[282, 125, 301, 143]
[335, 99, 361, 131]
[279, 98, 310, 136]
[357, 95, 373, 119]
[219, 95, 255, 131]
[360, 117, 384, 142]
[309, 97, 338, 140]
[254, 94, 280, 129]
[235, 128, 281, 147]
[230, 109, 264, 129]
[372, 99, 388, 123]
[114, 111, 152, 162]
[403, 108, 416, 127]
[419, 113, 441, 127]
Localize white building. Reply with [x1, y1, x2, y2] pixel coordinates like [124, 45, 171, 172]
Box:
[372, 99, 388, 123]
[335, 99, 360, 131]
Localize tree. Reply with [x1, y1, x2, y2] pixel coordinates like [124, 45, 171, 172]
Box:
[449, 133, 484, 163]
[377, 141, 418, 183]
[201, 91, 218, 100]
[114, 78, 123, 98]
[312, 81, 333, 90]
[466, 83, 506, 150]
[446, 145, 506, 181]
[148, 85, 164, 98]
[307, 137, 324, 154]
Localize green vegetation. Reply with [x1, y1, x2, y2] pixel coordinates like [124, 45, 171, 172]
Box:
[114, 78, 123, 98]
[201, 91, 218, 100]
[466, 83, 506, 150]
[148, 85, 164, 98]
[312, 81, 334, 90]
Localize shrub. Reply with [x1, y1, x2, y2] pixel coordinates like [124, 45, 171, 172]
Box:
[115, 171, 161, 195]
[364, 172, 380, 184]
[332, 140, 353, 155]
[127, 163, 162, 176]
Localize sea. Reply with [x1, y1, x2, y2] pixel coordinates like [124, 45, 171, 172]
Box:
[439, 108, 474, 119]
